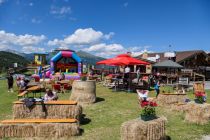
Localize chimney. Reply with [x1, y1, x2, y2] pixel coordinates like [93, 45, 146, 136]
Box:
[142, 52, 148, 59]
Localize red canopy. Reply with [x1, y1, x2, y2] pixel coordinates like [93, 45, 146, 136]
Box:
[96, 54, 150, 66]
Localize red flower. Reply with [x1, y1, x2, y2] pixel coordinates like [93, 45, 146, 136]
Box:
[195, 92, 205, 97]
[149, 101, 158, 107]
[141, 101, 149, 107]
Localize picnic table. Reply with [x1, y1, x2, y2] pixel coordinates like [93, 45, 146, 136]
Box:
[26, 85, 42, 97]
[57, 80, 69, 84]
[27, 82, 40, 87]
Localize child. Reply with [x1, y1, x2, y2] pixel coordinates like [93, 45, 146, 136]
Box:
[154, 81, 160, 98]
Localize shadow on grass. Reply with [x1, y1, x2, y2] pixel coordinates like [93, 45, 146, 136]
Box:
[165, 135, 171, 140]
[80, 114, 91, 125]
[95, 97, 105, 103]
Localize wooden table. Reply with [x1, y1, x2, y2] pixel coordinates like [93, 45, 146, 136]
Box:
[58, 80, 69, 84]
[26, 86, 41, 97]
[14, 100, 77, 105]
[27, 82, 40, 87]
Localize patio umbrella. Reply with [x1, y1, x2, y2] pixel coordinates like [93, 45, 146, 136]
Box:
[97, 54, 150, 66]
[97, 54, 150, 92]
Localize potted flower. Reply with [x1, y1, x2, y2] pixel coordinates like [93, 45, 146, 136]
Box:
[195, 92, 206, 104]
[80, 74, 87, 81]
[140, 100, 158, 121]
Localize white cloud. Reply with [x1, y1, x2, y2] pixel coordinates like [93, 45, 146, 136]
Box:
[84, 43, 125, 58]
[0, 44, 9, 50]
[31, 18, 42, 24]
[104, 32, 115, 40]
[0, 30, 46, 53]
[0, 0, 5, 5]
[128, 46, 153, 57]
[22, 46, 45, 54]
[63, 28, 103, 45]
[48, 28, 114, 47]
[50, 5, 71, 15]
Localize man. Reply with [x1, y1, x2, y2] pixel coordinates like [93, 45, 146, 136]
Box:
[124, 66, 130, 89]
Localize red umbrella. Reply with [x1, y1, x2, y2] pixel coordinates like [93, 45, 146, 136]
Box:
[97, 54, 150, 66]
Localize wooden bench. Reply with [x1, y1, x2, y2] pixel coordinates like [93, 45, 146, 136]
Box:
[17, 91, 28, 98]
[1, 118, 77, 124]
[12, 100, 82, 120]
[13, 100, 77, 105]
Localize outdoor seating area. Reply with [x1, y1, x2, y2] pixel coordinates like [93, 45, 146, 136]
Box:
[0, 73, 86, 138]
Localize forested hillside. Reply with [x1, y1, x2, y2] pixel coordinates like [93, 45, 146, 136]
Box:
[0, 51, 30, 72]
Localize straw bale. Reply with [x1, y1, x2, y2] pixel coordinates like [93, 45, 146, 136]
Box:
[0, 123, 80, 138]
[70, 80, 96, 105]
[121, 116, 167, 140]
[157, 94, 187, 106]
[13, 104, 82, 120]
[170, 103, 189, 113]
[184, 102, 210, 124]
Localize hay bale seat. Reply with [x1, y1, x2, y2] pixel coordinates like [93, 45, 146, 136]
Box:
[184, 102, 210, 124]
[13, 100, 82, 120]
[157, 93, 187, 106]
[170, 103, 189, 113]
[121, 117, 167, 140]
[0, 119, 80, 138]
[70, 80, 96, 105]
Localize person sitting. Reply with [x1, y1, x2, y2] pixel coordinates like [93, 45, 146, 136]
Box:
[60, 73, 65, 81]
[19, 77, 27, 91]
[44, 88, 58, 102]
[136, 89, 149, 102]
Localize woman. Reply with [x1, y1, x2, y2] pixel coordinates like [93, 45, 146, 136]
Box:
[7, 73, 14, 92]
[44, 88, 58, 101]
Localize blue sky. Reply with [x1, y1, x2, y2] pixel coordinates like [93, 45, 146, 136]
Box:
[0, 0, 210, 57]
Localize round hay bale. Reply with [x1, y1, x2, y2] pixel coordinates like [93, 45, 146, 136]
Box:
[70, 80, 96, 104]
[185, 102, 210, 124]
[121, 116, 167, 140]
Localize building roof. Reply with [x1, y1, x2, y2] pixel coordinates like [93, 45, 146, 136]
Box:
[138, 50, 206, 63]
[135, 57, 156, 64]
[153, 60, 183, 68]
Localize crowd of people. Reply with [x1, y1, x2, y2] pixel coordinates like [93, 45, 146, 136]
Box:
[6, 68, 59, 102]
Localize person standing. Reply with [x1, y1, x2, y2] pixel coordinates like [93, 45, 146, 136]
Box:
[154, 80, 160, 98]
[7, 72, 14, 92]
[124, 66, 130, 88]
[136, 67, 141, 84]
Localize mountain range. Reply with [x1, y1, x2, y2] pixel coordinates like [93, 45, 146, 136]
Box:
[1, 49, 106, 70]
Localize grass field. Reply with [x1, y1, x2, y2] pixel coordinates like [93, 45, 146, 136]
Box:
[1, 79, 210, 140]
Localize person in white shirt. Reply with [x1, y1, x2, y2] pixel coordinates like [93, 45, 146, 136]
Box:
[136, 89, 149, 101]
[125, 66, 130, 73]
[44, 88, 58, 102]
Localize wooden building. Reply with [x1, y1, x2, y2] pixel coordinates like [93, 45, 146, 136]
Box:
[34, 53, 48, 66]
[138, 50, 209, 70]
